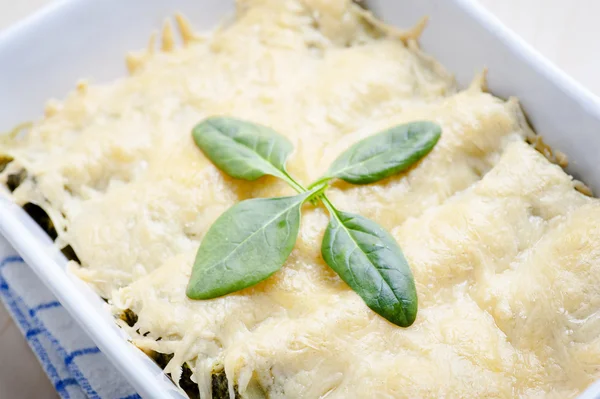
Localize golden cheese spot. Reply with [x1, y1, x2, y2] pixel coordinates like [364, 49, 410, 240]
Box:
[175, 13, 196, 45]
[161, 20, 175, 52]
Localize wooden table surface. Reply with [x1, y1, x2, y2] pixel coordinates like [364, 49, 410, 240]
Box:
[0, 0, 599, 397]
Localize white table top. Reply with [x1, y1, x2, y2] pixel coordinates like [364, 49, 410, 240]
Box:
[0, 0, 599, 397]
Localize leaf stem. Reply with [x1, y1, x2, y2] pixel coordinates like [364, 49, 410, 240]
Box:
[303, 182, 328, 206]
[281, 171, 308, 194]
[320, 194, 339, 218]
[307, 176, 332, 190]
[280, 171, 328, 206]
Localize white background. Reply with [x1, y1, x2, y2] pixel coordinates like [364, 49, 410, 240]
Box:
[0, 0, 599, 397]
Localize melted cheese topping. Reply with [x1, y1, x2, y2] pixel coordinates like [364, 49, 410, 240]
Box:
[2, 0, 600, 398]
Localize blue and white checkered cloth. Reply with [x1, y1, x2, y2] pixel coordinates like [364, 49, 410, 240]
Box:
[0, 237, 141, 399]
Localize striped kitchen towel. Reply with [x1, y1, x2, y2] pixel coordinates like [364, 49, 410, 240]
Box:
[0, 237, 141, 399]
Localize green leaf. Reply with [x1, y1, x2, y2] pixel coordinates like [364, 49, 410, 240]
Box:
[321, 201, 418, 327]
[186, 190, 316, 300]
[323, 121, 441, 185]
[192, 116, 294, 182]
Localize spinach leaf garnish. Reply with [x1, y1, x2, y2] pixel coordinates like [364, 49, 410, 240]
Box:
[187, 188, 322, 299]
[317, 121, 441, 186]
[188, 117, 441, 327]
[193, 116, 304, 192]
[321, 196, 417, 327]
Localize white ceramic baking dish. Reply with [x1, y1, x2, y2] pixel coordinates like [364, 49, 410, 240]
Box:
[1, 0, 600, 398]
